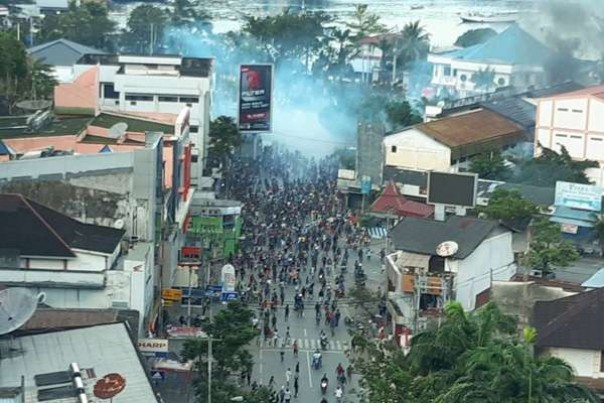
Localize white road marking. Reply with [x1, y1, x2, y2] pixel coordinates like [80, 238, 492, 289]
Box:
[304, 328, 307, 337]
[259, 349, 263, 384]
[306, 351, 313, 388]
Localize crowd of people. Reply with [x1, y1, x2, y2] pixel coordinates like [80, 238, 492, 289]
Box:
[222, 147, 366, 402]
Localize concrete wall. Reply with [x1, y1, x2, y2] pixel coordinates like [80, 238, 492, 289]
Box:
[491, 280, 577, 326]
[545, 347, 601, 378]
[455, 231, 516, 310]
[356, 122, 384, 185]
[383, 128, 451, 171]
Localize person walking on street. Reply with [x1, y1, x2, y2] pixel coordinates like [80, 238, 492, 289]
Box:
[280, 349, 285, 362]
[284, 304, 289, 321]
[268, 375, 275, 389]
[295, 361, 300, 375]
[293, 339, 298, 357]
[284, 387, 292, 403]
[293, 375, 299, 398]
[279, 385, 285, 403]
[285, 368, 292, 386]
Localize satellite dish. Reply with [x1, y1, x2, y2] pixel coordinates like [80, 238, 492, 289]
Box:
[16, 99, 52, 111]
[0, 288, 40, 335]
[113, 219, 125, 229]
[108, 122, 128, 139]
[436, 241, 459, 257]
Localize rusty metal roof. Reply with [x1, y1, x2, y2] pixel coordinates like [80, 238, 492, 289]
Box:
[417, 109, 525, 159]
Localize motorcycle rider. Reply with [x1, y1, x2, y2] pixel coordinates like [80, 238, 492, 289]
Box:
[320, 373, 329, 394]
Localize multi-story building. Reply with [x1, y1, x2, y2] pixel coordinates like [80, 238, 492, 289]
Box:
[534, 85, 604, 186]
[383, 109, 527, 172]
[54, 53, 213, 181]
[0, 194, 156, 336]
[428, 24, 553, 98]
[385, 216, 516, 342]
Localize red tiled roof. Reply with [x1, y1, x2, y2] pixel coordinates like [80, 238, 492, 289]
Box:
[370, 181, 434, 218]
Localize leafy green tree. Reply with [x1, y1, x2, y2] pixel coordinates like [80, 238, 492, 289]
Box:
[208, 116, 241, 168]
[385, 100, 422, 130]
[243, 10, 331, 67]
[124, 5, 167, 53]
[28, 58, 57, 100]
[170, 0, 211, 27]
[515, 145, 598, 187]
[0, 32, 29, 110]
[528, 219, 579, 271]
[454, 28, 497, 48]
[479, 188, 538, 222]
[592, 215, 604, 256]
[38, 2, 116, 50]
[346, 4, 385, 42]
[182, 301, 257, 403]
[334, 147, 356, 170]
[469, 150, 511, 180]
[471, 67, 496, 92]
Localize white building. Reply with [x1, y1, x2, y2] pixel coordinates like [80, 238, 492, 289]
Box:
[428, 24, 553, 98]
[534, 287, 604, 397]
[385, 216, 516, 338]
[534, 85, 604, 186]
[60, 53, 213, 176]
[383, 109, 526, 172]
[0, 194, 155, 336]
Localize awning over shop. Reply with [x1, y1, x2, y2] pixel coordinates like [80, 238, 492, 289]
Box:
[400, 251, 430, 270]
[550, 206, 597, 229]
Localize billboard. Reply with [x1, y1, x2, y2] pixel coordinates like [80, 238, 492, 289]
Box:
[427, 171, 478, 207]
[555, 181, 602, 212]
[238, 64, 273, 132]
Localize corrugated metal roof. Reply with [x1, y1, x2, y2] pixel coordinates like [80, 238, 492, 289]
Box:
[0, 323, 158, 402]
[28, 39, 105, 66]
[416, 109, 525, 159]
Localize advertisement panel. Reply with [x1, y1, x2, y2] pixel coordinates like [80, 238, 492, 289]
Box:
[555, 181, 602, 212]
[221, 264, 236, 292]
[138, 338, 169, 353]
[238, 64, 273, 132]
[427, 171, 478, 207]
[361, 175, 372, 195]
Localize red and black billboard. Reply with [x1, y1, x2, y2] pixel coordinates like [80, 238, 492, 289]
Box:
[238, 64, 273, 132]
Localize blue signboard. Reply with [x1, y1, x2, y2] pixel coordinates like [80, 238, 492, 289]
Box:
[361, 176, 372, 195]
[221, 292, 239, 302]
[206, 285, 223, 292]
[555, 181, 603, 212]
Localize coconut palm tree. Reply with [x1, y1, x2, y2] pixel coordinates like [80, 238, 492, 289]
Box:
[394, 20, 430, 68]
[471, 67, 496, 92]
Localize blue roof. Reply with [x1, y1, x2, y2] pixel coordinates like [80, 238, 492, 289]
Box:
[444, 24, 554, 66]
[582, 268, 604, 288]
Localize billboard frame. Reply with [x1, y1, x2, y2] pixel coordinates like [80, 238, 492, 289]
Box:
[427, 171, 478, 208]
[237, 63, 274, 133]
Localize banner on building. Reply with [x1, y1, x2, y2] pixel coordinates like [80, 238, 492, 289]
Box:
[238, 64, 273, 132]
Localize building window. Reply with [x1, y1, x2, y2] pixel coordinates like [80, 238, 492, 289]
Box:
[460, 74, 467, 82]
[571, 135, 582, 139]
[191, 155, 199, 163]
[189, 126, 199, 133]
[443, 65, 451, 76]
[391, 145, 397, 153]
[591, 137, 603, 142]
[497, 77, 506, 86]
[555, 134, 567, 138]
[572, 109, 583, 113]
[557, 108, 569, 112]
[125, 94, 153, 102]
[159, 95, 178, 102]
[102, 83, 119, 99]
[179, 96, 199, 104]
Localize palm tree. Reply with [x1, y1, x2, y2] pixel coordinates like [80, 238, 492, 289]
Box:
[394, 20, 430, 69]
[28, 58, 57, 100]
[471, 67, 496, 92]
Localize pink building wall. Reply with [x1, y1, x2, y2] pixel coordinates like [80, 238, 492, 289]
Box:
[54, 67, 99, 115]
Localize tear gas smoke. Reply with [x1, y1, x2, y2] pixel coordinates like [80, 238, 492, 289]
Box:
[164, 26, 358, 156]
